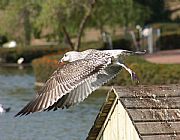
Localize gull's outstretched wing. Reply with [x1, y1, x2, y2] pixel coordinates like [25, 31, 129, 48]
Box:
[15, 55, 111, 117]
[46, 64, 122, 111]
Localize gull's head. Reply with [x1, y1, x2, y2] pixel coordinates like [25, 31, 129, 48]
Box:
[60, 49, 93, 62]
[60, 51, 83, 62]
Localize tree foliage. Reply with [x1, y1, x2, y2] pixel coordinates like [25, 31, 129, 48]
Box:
[35, 0, 86, 39]
[0, 0, 171, 50]
[0, 0, 41, 45]
[91, 0, 150, 31]
[35, 0, 96, 50]
[136, 0, 171, 23]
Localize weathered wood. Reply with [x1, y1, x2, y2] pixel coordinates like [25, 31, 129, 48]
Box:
[136, 122, 180, 135]
[87, 85, 180, 140]
[114, 85, 180, 98]
[120, 97, 180, 109]
[128, 109, 180, 122]
[100, 113, 108, 117]
[86, 90, 117, 140]
[142, 135, 180, 140]
[99, 101, 141, 140]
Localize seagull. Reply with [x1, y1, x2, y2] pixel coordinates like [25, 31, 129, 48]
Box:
[17, 57, 24, 65]
[15, 49, 145, 117]
[0, 104, 11, 114]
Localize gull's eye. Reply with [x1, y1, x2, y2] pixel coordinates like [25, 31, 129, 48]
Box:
[64, 54, 67, 57]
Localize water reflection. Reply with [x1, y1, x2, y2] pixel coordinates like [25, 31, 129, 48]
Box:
[0, 66, 107, 140]
[0, 66, 33, 75]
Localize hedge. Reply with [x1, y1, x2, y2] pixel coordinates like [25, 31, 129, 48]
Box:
[151, 23, 180, 50]
[109, 56, 180, 85]
[0, 45, 69, 63]
[32, 55, 180, 85]
[157, 34, 180, 50]
[0, 38, 132, 64]
[151, 23, 180, 36]
[32, 54, 62, 82]
[80, 38, 132, 51]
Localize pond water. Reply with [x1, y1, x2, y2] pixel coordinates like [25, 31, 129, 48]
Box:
[0, 66, 106, 140]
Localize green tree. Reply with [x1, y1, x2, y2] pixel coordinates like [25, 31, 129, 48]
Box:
[91, 0, 151, 33]
[0, 0, 41, 45]
[136, 0, 165, 22]
[35, 0, 96, 50]
[0, 0, 151, 49]
[0, 0, 9, 9]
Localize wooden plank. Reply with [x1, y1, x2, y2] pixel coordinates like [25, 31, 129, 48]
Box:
[128, 109, 180, 122]
[120, 97, 180, 109]
[100, 113, 108, 117]
[114, 85, 180, 98]
[86, 90, 117, 140]
[135, 122, 180, 135]
[116, 101, 141, 140]
[142, 135, 180, 140]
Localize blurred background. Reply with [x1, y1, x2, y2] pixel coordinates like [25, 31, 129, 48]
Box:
[0, 0, 180, 140]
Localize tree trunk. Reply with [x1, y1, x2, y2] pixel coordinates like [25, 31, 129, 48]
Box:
[62, 26, 74, 50]
[23, 8, 31, 46]
[74, 0, 96, 51]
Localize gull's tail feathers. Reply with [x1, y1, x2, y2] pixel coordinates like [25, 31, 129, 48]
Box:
[103, 49, 146, 58]
[118, 49, 146, 56]
[133, 50, 146, 55]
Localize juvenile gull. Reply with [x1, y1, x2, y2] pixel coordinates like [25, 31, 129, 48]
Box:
[15, 49, 144, 116]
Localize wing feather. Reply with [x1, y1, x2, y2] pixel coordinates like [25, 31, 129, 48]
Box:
[46, 64, 121, 110]
[15, 56, 110, 116]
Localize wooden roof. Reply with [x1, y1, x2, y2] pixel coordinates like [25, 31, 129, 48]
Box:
[86, 88, 117, 140]
[86, 85, 180, 140]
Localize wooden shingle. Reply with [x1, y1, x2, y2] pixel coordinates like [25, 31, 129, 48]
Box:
[87, 85, 180, 140]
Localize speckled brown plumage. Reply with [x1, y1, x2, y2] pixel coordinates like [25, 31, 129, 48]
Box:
[15, 50, 118, 116]
[15, 49, 141, 116]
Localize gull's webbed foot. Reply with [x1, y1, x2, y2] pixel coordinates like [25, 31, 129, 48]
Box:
[116, 62, 139, 83]
[131, 71, 139, 83]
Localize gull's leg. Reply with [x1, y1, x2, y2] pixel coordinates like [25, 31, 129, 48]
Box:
[116, 62, 139, 82]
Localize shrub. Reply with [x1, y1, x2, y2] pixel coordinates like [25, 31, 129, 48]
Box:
[32, 55, 180, 85]
[0, 45, 69, 63]
[157, 34, 180, 50]
[99, 37, 133, 51]
[32, 54, 63, 83]
[109, 56, 180, 85]
[80, 38, 132, 51]
[0, 37, 134, 63]
[112, 38, 133, 50]
[80, 41, 103, 51]
[151, 23, 180, 50]
[152, 23, 180, 36]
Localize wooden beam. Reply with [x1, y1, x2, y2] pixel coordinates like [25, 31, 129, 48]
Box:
[136, 122, 180, 135]
[114, 85, 180, 98]
[142, 134, 180, 140]
[128, 109, 180, 122]
[120, 97, 180, 109]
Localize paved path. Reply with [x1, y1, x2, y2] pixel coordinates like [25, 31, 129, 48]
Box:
[144, 49, 180, 64]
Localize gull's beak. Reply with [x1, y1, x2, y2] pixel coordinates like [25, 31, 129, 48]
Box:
[60, 57, 64, 63]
